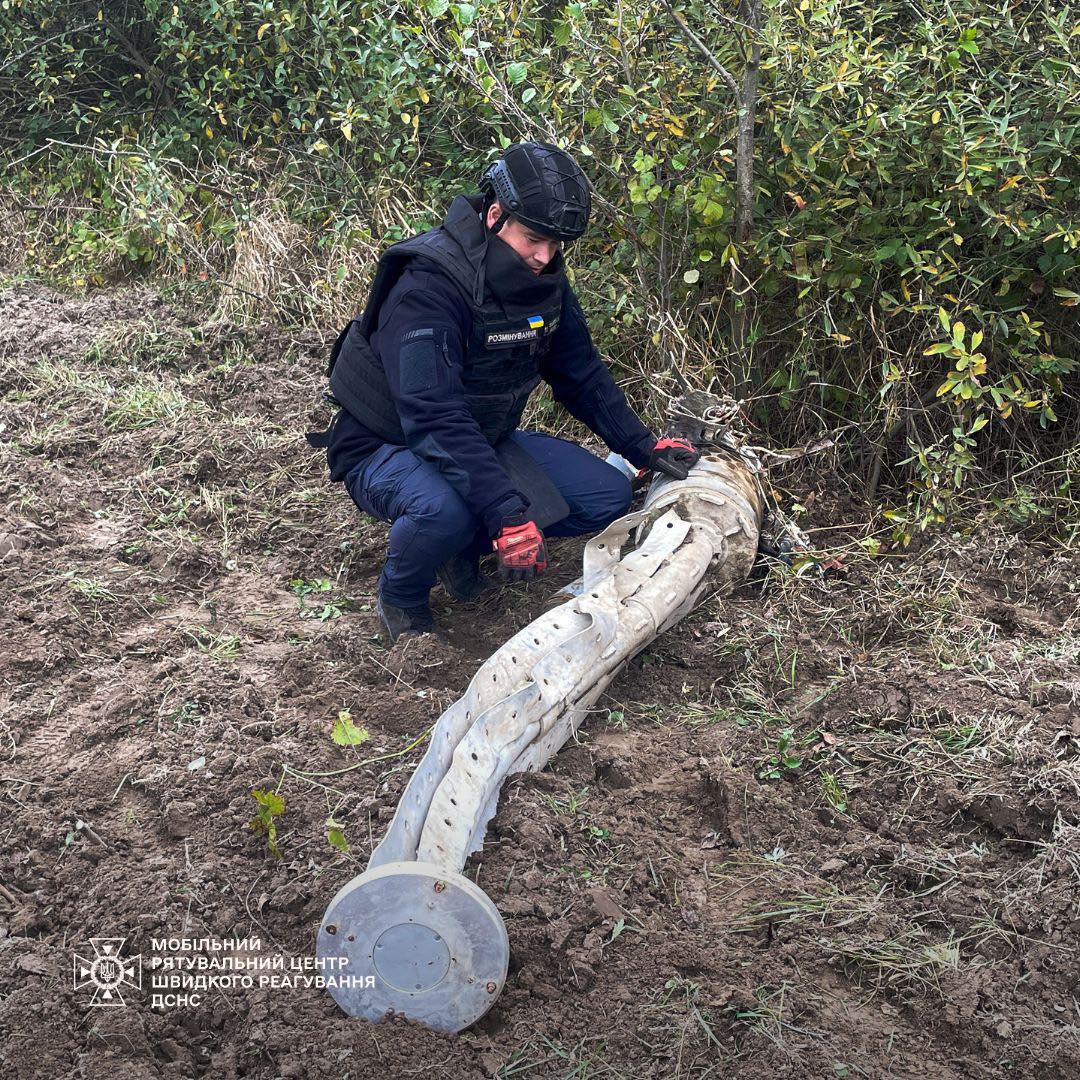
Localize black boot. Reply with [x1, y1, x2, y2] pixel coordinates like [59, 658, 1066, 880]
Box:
[376, 596, 442, 643]
[436, 553, 496, 603]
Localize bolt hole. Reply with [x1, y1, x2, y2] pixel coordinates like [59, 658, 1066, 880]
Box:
[471, 752, 478, 761]
[444, 818, 451, 826]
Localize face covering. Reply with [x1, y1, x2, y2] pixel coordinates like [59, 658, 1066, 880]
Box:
[481, 232, 566, 319]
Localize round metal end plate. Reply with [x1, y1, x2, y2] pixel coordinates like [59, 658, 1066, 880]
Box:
[316, 861, 508, 1033]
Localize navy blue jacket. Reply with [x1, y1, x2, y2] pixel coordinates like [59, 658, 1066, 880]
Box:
[328, 257, 656, 534]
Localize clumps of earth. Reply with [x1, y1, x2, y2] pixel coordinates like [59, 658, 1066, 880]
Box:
[1, 284, 1077, 1079]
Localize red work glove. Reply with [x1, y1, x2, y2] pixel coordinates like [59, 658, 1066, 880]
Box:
[638, 437, 701, 481]
[492, 512, 548, 583]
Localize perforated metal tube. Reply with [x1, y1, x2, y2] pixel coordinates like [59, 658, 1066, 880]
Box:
[369, 451, 763, 874]
[321, 439, 764, 1032]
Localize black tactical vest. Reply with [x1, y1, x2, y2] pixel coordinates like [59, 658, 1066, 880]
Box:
[324, 194, 566, 448]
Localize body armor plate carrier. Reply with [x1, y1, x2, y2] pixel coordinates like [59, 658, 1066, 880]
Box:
[309, 194, 571, 527]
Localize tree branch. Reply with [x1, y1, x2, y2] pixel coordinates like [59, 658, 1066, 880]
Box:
[0, 22, 96, 75]
[661, 0, 742, 103]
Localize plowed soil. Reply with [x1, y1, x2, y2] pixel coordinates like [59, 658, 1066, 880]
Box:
[1, 284, 1077, 1079]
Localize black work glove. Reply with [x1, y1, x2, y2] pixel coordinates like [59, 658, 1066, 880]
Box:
[646, 437, 701, 481]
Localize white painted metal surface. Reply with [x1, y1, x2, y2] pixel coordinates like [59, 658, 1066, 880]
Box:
[369, 449, 762, 873]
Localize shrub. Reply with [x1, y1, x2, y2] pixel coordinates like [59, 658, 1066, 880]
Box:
[2, 0, 1076, 527]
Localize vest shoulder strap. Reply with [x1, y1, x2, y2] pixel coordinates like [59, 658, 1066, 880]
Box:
[305, 394, 343, 448]
[356, 230, 480, 341]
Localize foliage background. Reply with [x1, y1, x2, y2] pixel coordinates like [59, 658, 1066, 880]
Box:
[2, 0, 1077, 533]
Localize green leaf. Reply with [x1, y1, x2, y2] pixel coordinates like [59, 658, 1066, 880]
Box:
[521, 87, 536, 104]
[253, 789, 284, 816]
[951, 320, 966, 345]
[327, 826, 350, 853]
[506, 62, 527, 85]
[427, 0, 449, 14]
[938, 307, 951, 333]
[683, 268, 700, 284]
[331, 710, 370, 746]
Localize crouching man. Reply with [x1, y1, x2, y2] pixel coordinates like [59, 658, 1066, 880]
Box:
[309, 141, 699, 642]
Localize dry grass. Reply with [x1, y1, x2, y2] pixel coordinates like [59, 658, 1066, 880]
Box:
[212, 204, 312, 324]
[832, 925, 964, 998]
[0, 196, 30, 275]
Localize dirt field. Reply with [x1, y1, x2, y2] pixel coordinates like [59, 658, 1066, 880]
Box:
[1, 283, 1077, 1079]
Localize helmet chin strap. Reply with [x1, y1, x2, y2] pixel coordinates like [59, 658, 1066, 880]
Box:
[480, 191, 511, 236]
[476, 198, 506, 304]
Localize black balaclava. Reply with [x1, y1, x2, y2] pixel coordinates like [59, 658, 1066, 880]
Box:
[482, 230, 565, 318]
[472, 194, 565, 316]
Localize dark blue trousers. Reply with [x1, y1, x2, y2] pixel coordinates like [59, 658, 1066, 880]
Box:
[345, 430, 633, 608]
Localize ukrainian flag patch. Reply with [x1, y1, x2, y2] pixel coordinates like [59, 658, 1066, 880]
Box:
[527, 315, 544, 330]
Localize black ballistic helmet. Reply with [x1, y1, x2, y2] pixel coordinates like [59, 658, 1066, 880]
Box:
[480, 141, 592, 242]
